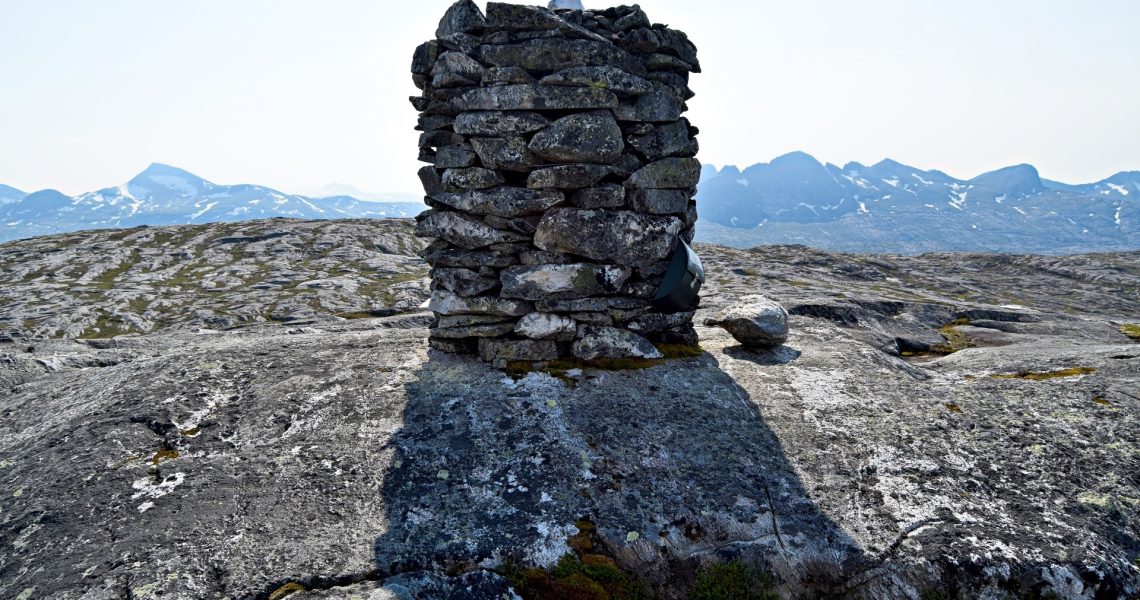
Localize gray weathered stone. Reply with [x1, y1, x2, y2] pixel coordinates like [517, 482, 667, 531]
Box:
[441, 167, 505, 192]
[656, 27, 701, 72]
[486, 3, 570, 31]
[528, 111, 625, 165]
[519, 250, 575, 266]
[706, 294, 790, 347]
[424, 248, 519, 269]
[482, 66, 536, 86]
[469, 137, 543, 172]
[628, 119, 698, 160]
[534, 209, 682, 268]
[414, 211, 526, 249]
[477, 38, 643, 75]
[432, 187, 564, 218]
[501, 264, 631, 301]
[417, 114, 455, 132]
[452, 84, 619, 111]
[572, 184, 626, 209]
[453, 111, 550, 136]
[411, 41, 441, 76]
[515, 312, 577, 340]
[628, 189, 690, 215]
[420, 130, 466, 149]
[613, 84, 684, 122]
[418, 166, 443, 196]
[539, 66, 654, 96]
[572, 325, 662, 360]
[629, 157, 702, 189]
[434, 267, 499, 297]
[436, 0, 486, 39]
[437, 314, 512, 328]
[432, 322, 517, 339]
[433, 145, 478, 169]
[430, 52, 486, 88]
[429, 289, 533, 316]
[478, 338, 560, 362]
[527, 165, 612, 190]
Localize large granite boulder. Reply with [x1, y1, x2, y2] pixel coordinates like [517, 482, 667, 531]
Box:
[706, 294, 790, 348]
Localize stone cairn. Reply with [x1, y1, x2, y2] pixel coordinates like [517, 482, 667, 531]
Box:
[411, 1, 701, 368]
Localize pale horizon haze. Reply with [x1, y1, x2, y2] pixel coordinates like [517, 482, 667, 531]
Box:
[2, 0, 1138, 197]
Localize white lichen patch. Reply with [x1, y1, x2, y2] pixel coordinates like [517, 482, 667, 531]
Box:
[131, 472, 186, 501]
[527, 521, 578, 567]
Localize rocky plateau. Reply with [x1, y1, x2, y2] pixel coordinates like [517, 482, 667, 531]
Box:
[1, 218, 1139, 599]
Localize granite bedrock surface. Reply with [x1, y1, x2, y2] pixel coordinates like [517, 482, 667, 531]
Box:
[1, 220, 1138, 599]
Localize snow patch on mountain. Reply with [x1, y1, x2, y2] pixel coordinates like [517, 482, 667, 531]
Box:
[1107, 183, 1130, 196]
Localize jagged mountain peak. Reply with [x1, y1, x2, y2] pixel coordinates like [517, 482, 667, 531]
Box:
[0, 164, 423, 243]
[718, 165, 742, 177]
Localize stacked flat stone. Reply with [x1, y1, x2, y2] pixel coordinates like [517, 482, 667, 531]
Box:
[411, 1, 701, 368]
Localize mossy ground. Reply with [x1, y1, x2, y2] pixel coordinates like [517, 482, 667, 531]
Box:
[688, 560, 776, 600]
[498, 521, 651, 600]
[929, 318, 975, 355]
[506, 343, 706, 382]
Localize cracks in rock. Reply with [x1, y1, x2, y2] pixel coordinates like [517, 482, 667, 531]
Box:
[763, 484, 789, 557]
[840, 518, 942, 594]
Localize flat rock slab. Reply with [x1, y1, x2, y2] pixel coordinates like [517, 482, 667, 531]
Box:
[1, 316, 1137, 599]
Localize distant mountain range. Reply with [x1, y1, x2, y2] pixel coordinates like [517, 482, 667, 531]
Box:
[0, 164, 422, 243]
[3, 156, 1138, 253]
[696, 152, 1138, 253]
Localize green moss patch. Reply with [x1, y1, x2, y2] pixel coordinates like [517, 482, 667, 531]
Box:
[689, 560, 776, 600]
[992, 367, 1097, 381]
[506, 344, 705, 381]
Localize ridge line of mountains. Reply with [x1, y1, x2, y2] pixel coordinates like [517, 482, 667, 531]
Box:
[2, 154, 1136, 253]
[0, 163, 421, 244]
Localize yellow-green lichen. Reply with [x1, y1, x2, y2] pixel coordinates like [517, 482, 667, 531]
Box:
[992, 367, 1097, 381]
[929, 319, 974, 355]
[268, 582, 306, 600]
[1077, 491, 1113, 508]
[1120, 324, 1140, 341]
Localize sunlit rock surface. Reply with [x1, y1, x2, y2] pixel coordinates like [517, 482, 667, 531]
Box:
[1, 218, 1138, 599]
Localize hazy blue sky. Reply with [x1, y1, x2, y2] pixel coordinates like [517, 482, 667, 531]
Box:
[2, 0, 1138, 196]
